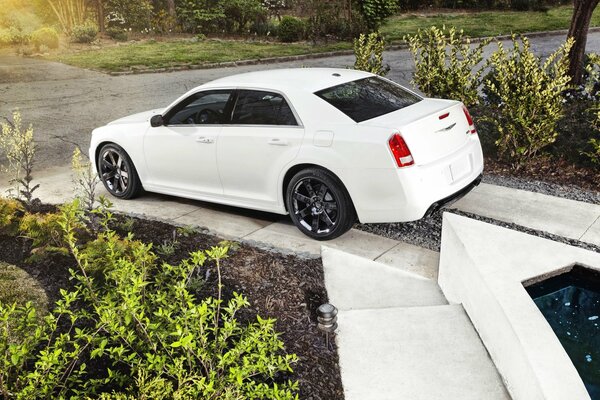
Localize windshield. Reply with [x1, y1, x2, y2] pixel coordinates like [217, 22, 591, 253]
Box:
[315, 77, 422, 123]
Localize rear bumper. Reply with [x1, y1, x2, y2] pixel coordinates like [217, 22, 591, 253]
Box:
[349, 136, 484, 223]
[424, 173, 482, 217]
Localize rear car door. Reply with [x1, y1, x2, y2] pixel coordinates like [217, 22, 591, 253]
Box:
[143, 90, 233, 196]
[217, 89, 305, 207]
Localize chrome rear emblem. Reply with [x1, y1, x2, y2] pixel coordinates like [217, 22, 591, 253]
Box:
[436, 123, 456, 133]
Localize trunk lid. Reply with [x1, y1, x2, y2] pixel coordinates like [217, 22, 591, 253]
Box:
[361, 99, 471, 166]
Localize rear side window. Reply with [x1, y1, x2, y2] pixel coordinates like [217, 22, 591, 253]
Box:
[231, 90, 298, 126]
[315, 77, 422, 123]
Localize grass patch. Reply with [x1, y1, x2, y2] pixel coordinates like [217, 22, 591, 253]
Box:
[49, 6, 599, 73]
[50, 39, 352, 72]
[0, 261, 48, 311]
[381, 5, 600, 41]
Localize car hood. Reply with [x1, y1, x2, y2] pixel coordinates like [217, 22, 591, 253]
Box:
[107, 109, 164, 125]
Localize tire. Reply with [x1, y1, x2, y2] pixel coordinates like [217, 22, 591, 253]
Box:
[286, 168, 356, 241]
[97, 143, 142, 200]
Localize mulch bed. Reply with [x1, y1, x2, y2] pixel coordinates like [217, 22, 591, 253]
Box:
[1, 214, 344, 400]
[484, 156, 600, 193]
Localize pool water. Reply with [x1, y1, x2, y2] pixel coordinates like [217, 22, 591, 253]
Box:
[526, 266, 600, 400]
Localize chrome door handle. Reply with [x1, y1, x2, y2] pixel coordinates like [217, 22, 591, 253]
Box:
[196, 137, 214, 144]
[268, 138, 288, 146]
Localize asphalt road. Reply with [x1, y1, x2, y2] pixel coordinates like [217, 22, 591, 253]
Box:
[1, 31, 599, 170]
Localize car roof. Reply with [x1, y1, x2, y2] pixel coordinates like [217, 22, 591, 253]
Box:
[200, 68, 374, 93]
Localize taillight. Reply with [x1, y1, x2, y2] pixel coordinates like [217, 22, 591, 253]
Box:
[388, 133, 414, 168]
[463, 106, 477, 134]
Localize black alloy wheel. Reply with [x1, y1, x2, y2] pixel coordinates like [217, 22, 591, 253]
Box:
[286, 168, 355, 240]
[98, 144, 142, 199]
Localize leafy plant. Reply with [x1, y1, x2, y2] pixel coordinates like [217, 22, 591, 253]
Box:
[356, 0, 398, 31]
[405, 26, 490, 107]
[116, 216, 135, 232]
[71, 147, 99, 212]
[30, 26, 59, 50]
[18, 211, 70, 259]
[71, 22, 97, 43]
[0, 197, 23, 236]
[582, 107, 600, 164]
[354, 31, 389, 76]
[156, 230, 179, 257]
[0, 110, 39, 209]
[483, 36, 573, 166]
[176, 224, 198, 238]
[106, 26, 128, 41]
[278, 16, 305, 42]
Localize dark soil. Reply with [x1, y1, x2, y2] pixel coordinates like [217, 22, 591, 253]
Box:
[1, 214, 344, 400]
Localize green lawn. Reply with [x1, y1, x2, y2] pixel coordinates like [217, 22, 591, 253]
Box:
[381, 5, 600, 42]
[50, 5, 600, 73]
[50, 40, 352, 72]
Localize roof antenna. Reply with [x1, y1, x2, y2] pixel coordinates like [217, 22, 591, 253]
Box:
[332, 73, 341, 77]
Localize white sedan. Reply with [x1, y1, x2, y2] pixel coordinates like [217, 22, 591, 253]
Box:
[90, 68, 483, 240]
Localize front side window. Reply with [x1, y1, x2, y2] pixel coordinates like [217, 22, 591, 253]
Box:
[231, 90, 298, 126]
[315, 77, 422, 123]
[166, 90, 232, 125]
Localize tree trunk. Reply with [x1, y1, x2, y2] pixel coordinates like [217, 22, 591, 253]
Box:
[567, 0, 599, 85]
[96, 0, 105, 33]
[167, 0, 176, 17]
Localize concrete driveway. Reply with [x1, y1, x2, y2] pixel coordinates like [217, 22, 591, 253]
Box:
[1, 31, 599, 170]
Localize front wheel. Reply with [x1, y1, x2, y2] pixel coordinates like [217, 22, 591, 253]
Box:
[286, 168, 356, 241]
[97, 143, 142, 199]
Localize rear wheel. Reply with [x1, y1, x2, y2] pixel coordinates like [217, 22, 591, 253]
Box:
[286, 168, 356, 240]
[97, 143, 142, 199]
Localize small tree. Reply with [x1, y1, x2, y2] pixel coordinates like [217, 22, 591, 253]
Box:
[567, 0, 599, 85]
[484, 36, 574, 167]
[405, 26, 489, 107]
[354, 31, 389, 76]
[46, 0, 87, 33]
[0, 110, 39, 209]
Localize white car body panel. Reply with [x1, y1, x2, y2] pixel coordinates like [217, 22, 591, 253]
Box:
[90, 68, 484, 225]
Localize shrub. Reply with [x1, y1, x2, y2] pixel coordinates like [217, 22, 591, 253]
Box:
[71, 147, 99, 212]
[0, 110, 39, 209]
[222, 0, 267, 34]
[71, 22, 97, 43]
[356, 0, 398, 31]
[354, 32, 389, 76]
[106, 26, 128, 41]
[19, 211, 70, 259]
[483, 36, 573, 166]
[582, 107, 600, 164]
[0, 198, 23, 236]
[583, 53, 600, 97]
[30, 26, 59, 50]
[278, 16, 305, 42]
[0, 200, 299, 398]
[406, 26, 489, 107]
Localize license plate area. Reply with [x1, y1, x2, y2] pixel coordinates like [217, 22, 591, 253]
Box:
[449, 156, 472, 182]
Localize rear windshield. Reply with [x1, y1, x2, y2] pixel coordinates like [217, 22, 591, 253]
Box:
[315, 77, 422, 123]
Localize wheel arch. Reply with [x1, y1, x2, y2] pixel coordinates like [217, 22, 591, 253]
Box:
[281, 163, 356, 214]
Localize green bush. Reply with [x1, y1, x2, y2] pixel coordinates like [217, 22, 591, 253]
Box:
[0, 198, 23, 236]
[483, 36, 573, 166]
[278, 16, 305, 42]
[354, 32, 389, 76]
[30, 26, 59, 50]
[18, 211, 70, 259]
[356, 0, 398, 30]
[71, 23, 98, 43]
[0, 200, 299, 398]
[106, 26, 128, 41]
[406, 26, 489, 107]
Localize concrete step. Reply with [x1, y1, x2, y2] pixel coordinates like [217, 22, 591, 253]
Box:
[322, 246, 447, 310]
[374, 241, 440, 280]
[336, 304, 510, 400]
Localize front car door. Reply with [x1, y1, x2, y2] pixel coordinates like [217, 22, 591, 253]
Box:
[143, 90, 234, 196]
[217, 89, 305, 209]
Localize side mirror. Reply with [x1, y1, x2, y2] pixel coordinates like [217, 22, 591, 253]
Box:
[150, 115, 164, 127]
